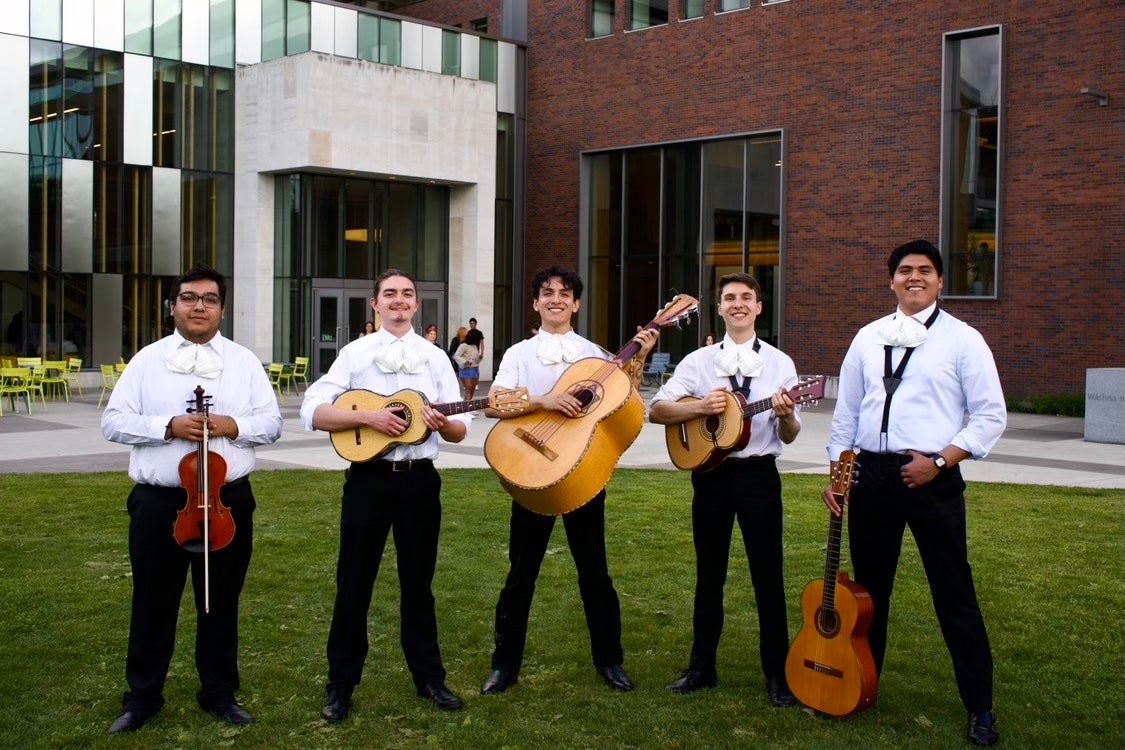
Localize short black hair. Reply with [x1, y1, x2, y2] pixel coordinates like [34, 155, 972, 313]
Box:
[373, 268, 416, 296]
[716, 272, 762, 302]
[170, 265, 226, 305]
[531, 266, 584, 301]
[464, 328, 484, 346]
[887, 240, 943, 277]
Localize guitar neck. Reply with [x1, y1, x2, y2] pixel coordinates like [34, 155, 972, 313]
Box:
[436, 397, 492, 417]
[740, 394, 776, 419]
[821, 508, 844, 611]
[612, 321, 660, 365]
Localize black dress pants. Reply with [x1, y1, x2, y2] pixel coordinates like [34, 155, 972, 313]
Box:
[686, 457, 790, 680]
[491, 491, 624, 673]
[848, 456, 994, 713]
[122, 479, 255, 718]
[326, 460, 447, 692]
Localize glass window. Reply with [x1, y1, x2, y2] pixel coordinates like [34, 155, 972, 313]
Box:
[29, 157, 63, 272]
[30, 0, 63, 41]
[287, 0, 311, 55]
[379, 17, 400, 65]
[181, 171, 233, 273]
[441, 30, 460, 76]
[153, 0, 182, 60]
[210, 0, 235, 68]
[420, 186, 447, 281]
[357, 13, 379, 62]
[590, 0, 615, 38]
[386, 182, 417, 272]
[211, 68, 234, 172]
[682, 0, 704, 19]
[943, 28, 1001, 297]
[125, 0, 153, 55]
[719, 0, 749, 11]
[479, 38, 498, 83]
[311, 175, 342, 278]
[343, 179, 373, 280]
[152, 59, 181, 168]
[62, 45, 95, 160]
[93, 51, 125, 164]
[95, 164, 152, 274]
[261, 0, 286, 61]
[630, 0, 668, 30]
[29, 40, 64, 158]
[471, 18, 488, 33]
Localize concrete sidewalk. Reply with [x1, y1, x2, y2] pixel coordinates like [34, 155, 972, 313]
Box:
[1, 386, 1122, 489]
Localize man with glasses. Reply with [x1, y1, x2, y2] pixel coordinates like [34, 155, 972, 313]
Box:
[101, 265, 282, 734]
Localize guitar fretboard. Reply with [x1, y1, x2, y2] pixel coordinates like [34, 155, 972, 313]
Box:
[436, 397, 492, 416]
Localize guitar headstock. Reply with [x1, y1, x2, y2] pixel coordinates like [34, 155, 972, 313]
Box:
[789, 375, 826, 406]
[490, 386, 530, 414]
[650, 294, 700, 330]
[831, 449, 857, 499]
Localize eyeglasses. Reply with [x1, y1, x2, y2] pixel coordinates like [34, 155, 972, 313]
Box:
[176, 292, 223, 308]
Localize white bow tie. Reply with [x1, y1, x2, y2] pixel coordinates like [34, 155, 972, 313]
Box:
[878, 315, 929, 348]
[714, 343, 764, 378]
[166, 342, 222, 379]
[537, 334, 584, 366]
[373, 339, 427, 374]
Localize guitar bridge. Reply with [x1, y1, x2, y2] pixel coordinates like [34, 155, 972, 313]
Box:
[514, 428, 559, 461]
[801, 659, 844, 679]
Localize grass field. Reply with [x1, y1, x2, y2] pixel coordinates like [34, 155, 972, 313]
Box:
[0, 469, 1121, 749]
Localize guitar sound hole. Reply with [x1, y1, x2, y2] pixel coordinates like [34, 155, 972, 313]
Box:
[387, 401, 412, 427]
[569, 381, 603, 414]
[702, 414, 723, 439]
[816, 608, 841, 638]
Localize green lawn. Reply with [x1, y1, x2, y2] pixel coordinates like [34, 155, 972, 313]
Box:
[0, 469, 1120, 749]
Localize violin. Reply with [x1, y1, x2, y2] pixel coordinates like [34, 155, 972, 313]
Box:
[173, 385, 234, 612]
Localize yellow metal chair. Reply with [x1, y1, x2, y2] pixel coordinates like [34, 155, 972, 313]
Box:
[26, 365, 48, 412]
[17, 357, 42, 368]
[41, 360, 70, 401]
[291, 356, 310, 392]
[97, 364, 119, 409]
[0, 367, 32, 416]
[62, 358, 84, 399]
[267, 363, 285, 403]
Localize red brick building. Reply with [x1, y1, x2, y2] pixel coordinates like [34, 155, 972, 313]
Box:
[403, 0, 1123, 398]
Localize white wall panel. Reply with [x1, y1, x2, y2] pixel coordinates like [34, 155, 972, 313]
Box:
[181, 0, 209, 65]
[334, 7, 357, 58]
[401, 21, 422, 70]
[62, 0, 95, 47]
[421, 25, 441, 73]
[310, 3, 333, 53]
[460, 33, 479, 80]
[94, 0, 125, 51]
[0, 34, 29, 153]
[62, 159, 93, 273]
[123, 54, 153, 166]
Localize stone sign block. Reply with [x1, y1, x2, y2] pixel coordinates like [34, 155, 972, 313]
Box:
[1085, 368, 1125, 444]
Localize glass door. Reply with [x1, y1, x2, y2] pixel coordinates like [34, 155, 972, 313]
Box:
[311, 288, 372, 379]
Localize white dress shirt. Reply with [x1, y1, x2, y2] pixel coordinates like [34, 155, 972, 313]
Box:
[827, 303, 1007, 461]
[101, 331, 283, 486]
[492, 330, 607, 397]
[300, 327, 469, 461]
[651, 335, 801, 458]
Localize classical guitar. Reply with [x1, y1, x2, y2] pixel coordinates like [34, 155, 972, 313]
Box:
[330, 387, 528, 463]
[785, 450, 878, 716]
[664, 375, 825, 472]
[484, 294, 699, 516]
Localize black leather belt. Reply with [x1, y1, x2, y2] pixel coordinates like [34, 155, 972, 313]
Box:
[858, 452, 912, 467]
[363, 458, 434, 472]
[722, 454, 777, 466]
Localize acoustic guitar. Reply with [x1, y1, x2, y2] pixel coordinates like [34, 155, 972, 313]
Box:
[664, 376, 825, 472]
[484, 294, 699, 516]
[330, 387, 528, 463]
[785, 450, 878, 716]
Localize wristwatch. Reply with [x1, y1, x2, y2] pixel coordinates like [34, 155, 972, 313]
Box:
[933, 454, 948, 471]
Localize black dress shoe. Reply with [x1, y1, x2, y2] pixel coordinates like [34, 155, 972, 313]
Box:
[481, 669, 518, 695]
[599, 664, 635, 692]
[209, 702, 254, 725]
[321, 687, 352, 723]
[968, 711, 1000, 745]
[665, 668, 718, 694]
[417, 682, 464, 711]
[107, 711, 145, 734]
[766, 677, 797, 708]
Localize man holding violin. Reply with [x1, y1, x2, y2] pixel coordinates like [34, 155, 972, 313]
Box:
[101, 265, 282, 734]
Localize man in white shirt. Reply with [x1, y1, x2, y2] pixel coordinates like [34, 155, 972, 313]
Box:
[649, 272, 801, 708]
[478, 266, 658, 696]
[823, 240, 1006, 746]
[301, 269, 469, 721]
[101, 265, 283, 734]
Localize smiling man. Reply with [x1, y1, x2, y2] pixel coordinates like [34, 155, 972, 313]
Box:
[649, 272, 802, 708]
[301, 268, 470, 721]
[101, 265, 282, 734]
[823, 240, 1006, 745]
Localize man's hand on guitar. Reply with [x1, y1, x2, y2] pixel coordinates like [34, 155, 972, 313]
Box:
[421, 403, 467, 443]
[822, 484, 845, 516]
[370, 407, 409, 437]
[630, 327, 660, 359]
[541, 390, 585, 418]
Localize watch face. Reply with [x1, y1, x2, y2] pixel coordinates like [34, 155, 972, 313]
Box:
[934, 456, 947, 469]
